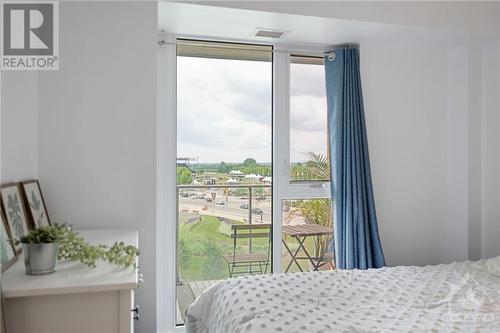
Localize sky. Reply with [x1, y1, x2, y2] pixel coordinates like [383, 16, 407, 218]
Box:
[177, 56, 327, 164]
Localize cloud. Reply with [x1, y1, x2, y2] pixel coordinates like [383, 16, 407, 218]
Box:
[177, 56, 327, 163]
[290, 63, 326, 97]
[290, 95, 327, 132]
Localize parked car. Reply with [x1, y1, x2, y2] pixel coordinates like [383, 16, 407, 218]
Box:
[240, 196, 249, 200]
[240, 203, 249, 209]
[251, 208, 263, 215]
[215, 200, 225, 206]
[255, 196, 266, 201]
[205, 197, 212, 202]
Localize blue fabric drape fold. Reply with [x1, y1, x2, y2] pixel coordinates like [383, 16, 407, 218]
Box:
[325, 47, 385, 270]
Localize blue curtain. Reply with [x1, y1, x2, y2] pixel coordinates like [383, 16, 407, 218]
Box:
[325, 47, 385, 270]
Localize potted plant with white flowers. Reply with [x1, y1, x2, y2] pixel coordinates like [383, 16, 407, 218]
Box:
[17, 224, 139, 275]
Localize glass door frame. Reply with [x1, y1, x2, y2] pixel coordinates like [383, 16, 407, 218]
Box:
[272, 47, 331, 273]
[157, 33, 330, 333]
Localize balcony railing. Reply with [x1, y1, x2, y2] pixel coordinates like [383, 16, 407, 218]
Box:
[177, 184, 271, 223]
[176, 184, 271, 286]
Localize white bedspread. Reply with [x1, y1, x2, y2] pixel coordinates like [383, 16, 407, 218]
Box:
[185, 257, 500, 333]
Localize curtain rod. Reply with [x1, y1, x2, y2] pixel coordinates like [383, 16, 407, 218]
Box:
[324, 43, 358, 61]
[158, 40, 325, 57]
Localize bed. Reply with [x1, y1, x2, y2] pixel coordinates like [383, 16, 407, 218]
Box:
[185, 257, 500, 332]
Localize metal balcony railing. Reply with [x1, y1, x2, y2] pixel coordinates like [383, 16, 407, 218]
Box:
[177, 184, 271, 223]
[175, 184, 271, 286]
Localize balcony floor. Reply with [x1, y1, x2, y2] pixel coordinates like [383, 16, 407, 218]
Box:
[177, 279, 222, 325]
[189, 279, 221, 299]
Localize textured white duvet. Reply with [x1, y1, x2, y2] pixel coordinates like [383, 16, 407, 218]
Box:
[185, 257, 500, 333]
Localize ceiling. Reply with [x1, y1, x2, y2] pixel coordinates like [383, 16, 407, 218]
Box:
[176, 1, 500, 37]
[158, 1, 477, 49]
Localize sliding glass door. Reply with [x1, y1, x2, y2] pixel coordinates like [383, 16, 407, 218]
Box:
[172, 40, 333, 326]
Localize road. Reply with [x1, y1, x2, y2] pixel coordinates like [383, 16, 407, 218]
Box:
[179, 194, 271, 224]
[178, 189, 305, 225]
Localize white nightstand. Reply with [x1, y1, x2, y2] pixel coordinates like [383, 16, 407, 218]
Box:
[2, 229, 140, 333]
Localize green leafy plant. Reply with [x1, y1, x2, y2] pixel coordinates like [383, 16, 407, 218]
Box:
[303, 152, 330, 180]
[17, 225, 65, 243]
[17, 224, 139, 269]
[286, 152, 334, 265]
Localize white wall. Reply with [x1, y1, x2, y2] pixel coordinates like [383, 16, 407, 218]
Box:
[361, 39, 500, 266]
[444, 44, 470, 263]
[443, 44, 492, 263]
[0, 53, 39, 333]
[480, 4, 500, 259]
[1, 72, 38, 333]
[481, 39, 500, 258]
[1, 72, 39, 183]
[361, 44, 448, 266]
[37, 2, 157, 332]
[467, 45, 484, 261]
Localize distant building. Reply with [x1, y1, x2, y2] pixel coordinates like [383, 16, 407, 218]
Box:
[202, 173, 217, 185]
[203, 178, 216, 185]
[229, 170, 244, 178]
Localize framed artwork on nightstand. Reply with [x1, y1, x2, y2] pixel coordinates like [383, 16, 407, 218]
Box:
[1, 205, 18, 271]
[21, 180, 51, 228]
[1, 183, 31, 251]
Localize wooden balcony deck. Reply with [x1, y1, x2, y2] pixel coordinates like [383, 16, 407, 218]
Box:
[188, 279, 222, 299]
[177, 279, 222, 325]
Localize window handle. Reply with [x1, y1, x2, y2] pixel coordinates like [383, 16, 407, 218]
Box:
[282, 159, 288, 176]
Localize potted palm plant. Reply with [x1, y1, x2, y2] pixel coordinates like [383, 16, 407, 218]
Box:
[296, 198, 334, 270]
[288, 152, 334, 271]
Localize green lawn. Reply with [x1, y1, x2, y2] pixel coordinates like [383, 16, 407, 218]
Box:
[178, 214, 328, 282]
[178, 215, 271, 281]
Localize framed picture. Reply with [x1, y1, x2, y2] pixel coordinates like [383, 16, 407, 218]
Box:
[1, 206, 17, 271]
[1, 183, 31, 249]
[21, 180, 51, 228]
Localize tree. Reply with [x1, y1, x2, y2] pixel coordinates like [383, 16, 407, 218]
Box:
[217, 161, 232, 173]
[291, 164, 309, 180]
[242, 158, 257, 167]
[176, 166, 193, 185]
